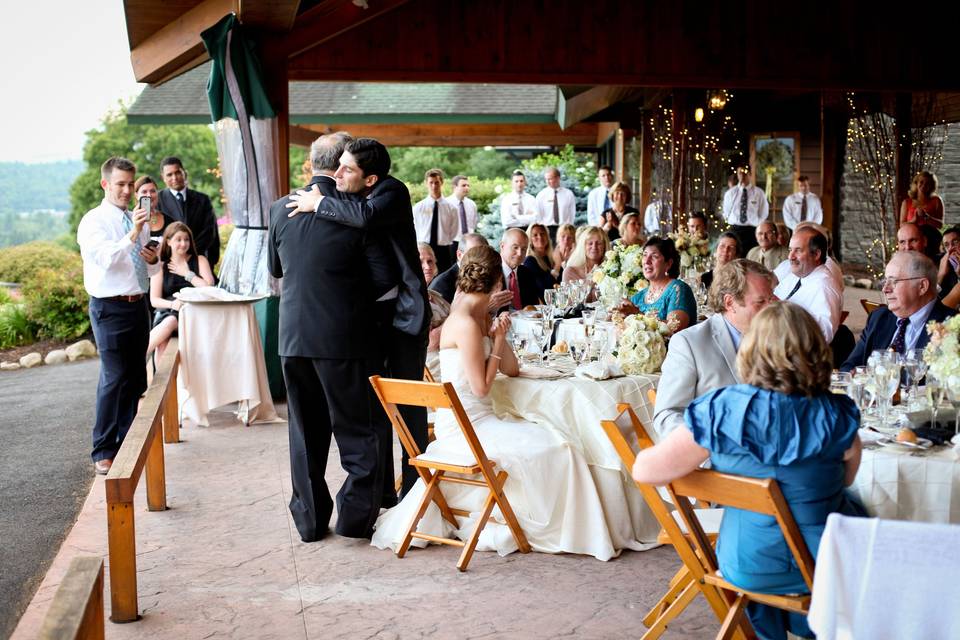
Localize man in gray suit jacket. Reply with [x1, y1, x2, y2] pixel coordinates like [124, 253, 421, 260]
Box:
[654, 259, 776, 436]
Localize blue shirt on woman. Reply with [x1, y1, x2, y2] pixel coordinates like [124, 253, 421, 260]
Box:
[629, 278, 697, 324]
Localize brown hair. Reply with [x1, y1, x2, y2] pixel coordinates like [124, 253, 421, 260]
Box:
[424, 168, 444, 181]
[736, 302, 832, 397]
[134, 175, 157, 193]
[708, 259, 774, 314]
[101, 156, 136, 181]
[525, 223, 554, 271]
[159, 222, 197, 262]
[608, 181, 632, 203]
[456, 245, 503, 294]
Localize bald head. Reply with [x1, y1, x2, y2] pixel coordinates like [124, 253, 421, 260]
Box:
[310, 132, 352, 174]
[500, 228, 529, 270]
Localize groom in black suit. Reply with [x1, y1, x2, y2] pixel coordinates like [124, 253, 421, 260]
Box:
[158, 157, 220, 269]
[841, 251, 956, 371]
[268, 133, 394, 541]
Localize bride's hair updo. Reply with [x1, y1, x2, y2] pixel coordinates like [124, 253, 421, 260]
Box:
[457, 245, 503, 294]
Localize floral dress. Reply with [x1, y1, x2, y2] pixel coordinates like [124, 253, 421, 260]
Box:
[629, 279, 697, 331]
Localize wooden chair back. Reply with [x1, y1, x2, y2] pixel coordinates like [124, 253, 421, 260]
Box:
[423, 366, 437, 383]
[860, 298, 881, 315]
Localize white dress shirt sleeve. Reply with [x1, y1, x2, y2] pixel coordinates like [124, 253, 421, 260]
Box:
[77, 210, 134, 271]
[500, 193, 538, 228]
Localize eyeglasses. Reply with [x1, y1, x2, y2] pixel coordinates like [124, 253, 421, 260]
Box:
[879, 276, 925, 289]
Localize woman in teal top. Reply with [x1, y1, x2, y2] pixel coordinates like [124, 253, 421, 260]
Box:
[632, 302, 864, 640]
[622, 236, 697, 334]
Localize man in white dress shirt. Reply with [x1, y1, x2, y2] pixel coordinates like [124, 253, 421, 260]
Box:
[653, 259, 775, 436]
[773, 227, 842, 342]
[536, 166, 576, 241]
[412, 168, 458, 273]
[444, 174, 477, 253]
[77, 157, 161, 475]
[773, 221, 844, 290]
[643, 189, 672, 236]
[499, 169, 538, 230]
[722, 166, 768, 253]
[586, 165, 614, 227]
[781, 175, 823, 230]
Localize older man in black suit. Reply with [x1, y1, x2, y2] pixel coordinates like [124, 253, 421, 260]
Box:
[500, 227, 541, 312]
[841, 251, 956, 371]
[158, 156, 219, 269]
[268, 133, 393, 541]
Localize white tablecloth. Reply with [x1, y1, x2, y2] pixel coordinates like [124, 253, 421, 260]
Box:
[178, 298, 280, 426]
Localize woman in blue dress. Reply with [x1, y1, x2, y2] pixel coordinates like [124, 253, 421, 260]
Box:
[620, 236, 697, 334]
[632, 301, 864, 640]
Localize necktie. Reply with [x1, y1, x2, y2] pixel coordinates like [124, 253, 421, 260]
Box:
[603, 192, 611, 212]
[508, 270, 521, 309]
[430, 200, 439, 246]
[890, 317, 909, 353]
[739, 187, 749, 224]
[458, 199, 468, 235]
[176, 191, 185, 207]
[800, 194, 808, 222]
[553, 190, 560, 224]
[121, 214, 149, 292]
[785, 278, 802, 300]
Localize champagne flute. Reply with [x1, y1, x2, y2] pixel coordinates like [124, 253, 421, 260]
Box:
[582, 308, 596, 340]
[904, 348, 927, 405]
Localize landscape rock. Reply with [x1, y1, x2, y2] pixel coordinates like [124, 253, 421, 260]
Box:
[842, 275, 855, 287]
[44, 350, 68, 365]
[19, 352, 42, 368]
[854, 278, 874, 289]
[1, 361, 21, 371]
[66, 339, 97, 361]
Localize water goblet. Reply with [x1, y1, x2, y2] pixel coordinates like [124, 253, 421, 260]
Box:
[543, 288, 556, 308]
[532, 324, 550, 366]
[510, 329, 526, 360]
[903, 348, 927, 404]
[830, 371, 852, 395]
[582, 309, 596, 339]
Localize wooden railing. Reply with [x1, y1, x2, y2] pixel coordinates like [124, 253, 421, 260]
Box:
[104, 340, 180, 622]
[37, 556, 105, 640]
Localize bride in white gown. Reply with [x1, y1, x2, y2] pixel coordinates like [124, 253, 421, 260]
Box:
[371, 245, 633, 560]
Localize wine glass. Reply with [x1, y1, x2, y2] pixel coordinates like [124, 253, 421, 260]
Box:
[509, 328, 526, 360]
[903, 348, 927, 405]
[531, 324, 550, 366]
[870, 351, 900, 428]
[582, 309, 596, 340]
[543, 288, 556, 308]
[830, 371, 852, 395]
[947, 382, 960, 436]
[591, 327, 608, 362]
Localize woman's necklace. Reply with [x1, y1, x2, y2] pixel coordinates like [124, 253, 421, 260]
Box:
[645, 280, 668, 304]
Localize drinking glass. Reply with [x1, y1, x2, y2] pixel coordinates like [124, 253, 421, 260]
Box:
[853, 366, 875, 418]
[591, 328, 608, 361]
[948, 383, 960, 436]
[830, 371, 852, 395]
[582, 309, 596, 339]
[532, 325, 550, 365]
[510, 328, 526, 360]
[543, 288, 556, 308]
[926, 373, 945, 428]
[903, 348, 927, 404]
[870, 351, 900, 427]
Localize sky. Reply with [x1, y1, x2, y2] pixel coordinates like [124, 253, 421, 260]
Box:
[0, 2, 144, 163]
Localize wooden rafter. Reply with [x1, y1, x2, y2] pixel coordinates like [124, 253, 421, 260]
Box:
[289, 122, 601, 147]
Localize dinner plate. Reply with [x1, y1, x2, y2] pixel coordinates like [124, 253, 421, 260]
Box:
[876, 436, 933, 451]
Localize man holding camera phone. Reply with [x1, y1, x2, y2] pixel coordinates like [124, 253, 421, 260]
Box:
[77, 157, 161, 475]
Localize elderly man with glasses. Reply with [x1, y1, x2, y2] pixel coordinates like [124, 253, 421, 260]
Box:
[840, 251, 956, 371]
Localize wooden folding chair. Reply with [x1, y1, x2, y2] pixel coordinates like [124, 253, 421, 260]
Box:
[369, 375, 531, 571]
[600, 404, 747, 640]
[860, 298, 881, 315]
[394, 368, 439, 493]
[668, 469, 815, 640]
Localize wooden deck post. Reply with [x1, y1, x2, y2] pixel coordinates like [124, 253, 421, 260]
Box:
[162, 358, 180, 444]
[145, 419, 167, 512]
[106, 502, 139, 622]
[38, 556, 105, 640]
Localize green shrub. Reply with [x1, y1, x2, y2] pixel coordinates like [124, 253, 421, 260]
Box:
[0, 303, 35, 349]
[0, 241, 82, 284]
[22, 267, 90, 340]
[0, 287, 11, 305]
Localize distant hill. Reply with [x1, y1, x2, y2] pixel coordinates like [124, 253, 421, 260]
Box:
[0, 160, 84, 214]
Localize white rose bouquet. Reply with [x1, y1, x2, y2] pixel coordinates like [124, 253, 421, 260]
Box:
[592, 243, 649, 308]
[616, 313, 669, 375]
[925, 316, 960, 387]
[669, 229, 710, 271]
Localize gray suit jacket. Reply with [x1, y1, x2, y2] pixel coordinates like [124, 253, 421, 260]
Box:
[653, 313, 739, 437]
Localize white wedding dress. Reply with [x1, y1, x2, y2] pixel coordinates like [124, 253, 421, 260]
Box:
[371, 340, 634, 560]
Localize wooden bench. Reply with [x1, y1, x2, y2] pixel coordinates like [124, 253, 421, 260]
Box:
[104, 339, 180, 622]
[37, 556, 104, 640]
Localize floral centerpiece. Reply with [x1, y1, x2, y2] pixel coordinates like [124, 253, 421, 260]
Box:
[925, 316, 960, 386]
[615, 313, 669, 375]
[669, 229, 710, 272]
[591, 243, 649, 308]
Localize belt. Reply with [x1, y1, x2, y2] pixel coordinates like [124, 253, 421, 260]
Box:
[102, 294, 144, 303]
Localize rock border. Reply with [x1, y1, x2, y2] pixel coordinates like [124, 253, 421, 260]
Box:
[0, 339, 97, 372]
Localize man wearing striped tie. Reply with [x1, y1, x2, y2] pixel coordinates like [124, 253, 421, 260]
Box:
[772, 227, 842, 343]
[444, 174, 477, 254]
[77, 157, 161, 475]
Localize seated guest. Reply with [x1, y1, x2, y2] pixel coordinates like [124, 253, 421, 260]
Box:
[619, 237, 697, 334]
[430, 233, 490, 304]
[600, 181, 639, 242]
[633, 301, 864, 640]
[687, 211, 708, 240]
[841, 251, 955, 370]
[897, 221, 928, 255]
[562, 225, 609, 286]
[773, 221, 843, 290]
[775, 222, 791, 248]
[552, 223, 576, 275]
[500, 227, 540, 310]
[773, 227, 842, 342]
[938, 226, 960, 305]
[701, 231, 741, 289]
[523, 223, 560, 298]
[653, 259, 775, 436]
[147, 222, 215, 359]
[418, 243, 452, 380]
[614, 212, 645, 247]
[746, 221, 788, 271]
[135, 176, 173, 237]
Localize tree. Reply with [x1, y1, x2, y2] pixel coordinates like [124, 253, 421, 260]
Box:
[69, 102, 220, 231]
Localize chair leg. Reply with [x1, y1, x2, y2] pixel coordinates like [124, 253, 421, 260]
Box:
[397, 471, 444, 559]
[456, 482, 500, 572]
[717, 594, 750, 640]
[642, 565, 693, 628]
[489, 470, 531, 553]
[394, 473, 402, 494]
[642, 578, 700, 640]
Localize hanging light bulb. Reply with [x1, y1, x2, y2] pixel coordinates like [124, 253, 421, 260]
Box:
[695, 108, 705, 122]
[707, 90, 727, 110]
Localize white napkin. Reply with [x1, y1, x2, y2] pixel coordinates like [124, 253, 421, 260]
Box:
[518, 364, 568, 380]
[857, 427, 886, 444]
[575, 355, 624, 380]
[177, 286, 266, 303]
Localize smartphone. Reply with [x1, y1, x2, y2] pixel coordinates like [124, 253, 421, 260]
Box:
[145, 239, 160, 250]
[139, 195, 152, 213]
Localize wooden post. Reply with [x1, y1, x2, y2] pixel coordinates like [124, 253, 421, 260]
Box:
[107, 502, 139, 622]
[638, 112, 654, 218]
[261, 42, 290, 198]
[38, 556, 105, 640]
[820, 93, 846, 259]
[895, 92, 913, 222]
[145, 419, 167, 512]
[161, 360, 180, 444]
[672, 91, 689, 219]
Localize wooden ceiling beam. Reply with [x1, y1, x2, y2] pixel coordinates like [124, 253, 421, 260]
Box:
[557, 86, 645, 129]
[290, 122, 600, 147]
[130, 0, 237, 84]
[239, 0, 301, 32]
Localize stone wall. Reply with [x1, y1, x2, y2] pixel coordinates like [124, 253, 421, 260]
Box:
[839, 124, 959, 269]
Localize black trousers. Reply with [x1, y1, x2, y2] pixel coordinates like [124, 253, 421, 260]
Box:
[88, 296, 149, 462]
[281, 356, 385, 541]
[373, 302, 429, 501]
